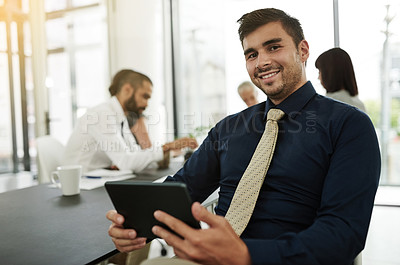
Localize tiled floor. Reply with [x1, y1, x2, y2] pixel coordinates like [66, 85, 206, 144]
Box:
[0, 171, 38, 193]
[363, 186, 400, 265]
[1, 173, 399, 264]
[364, 206, 400, 265]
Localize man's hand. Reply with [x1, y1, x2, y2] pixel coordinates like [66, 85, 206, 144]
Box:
[106, 210, 147, 253]
[157, 149, 170, 169]
[162, 137, 198, 152]
[131, 117, 152, 149]
[152, 202, 252, 265]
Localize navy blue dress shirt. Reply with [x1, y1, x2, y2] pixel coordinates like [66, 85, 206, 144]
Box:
[165, 81, 381, 265]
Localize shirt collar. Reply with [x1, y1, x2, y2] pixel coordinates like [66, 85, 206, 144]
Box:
[264, 81, 317, 120]
[110, 96, 127, 123]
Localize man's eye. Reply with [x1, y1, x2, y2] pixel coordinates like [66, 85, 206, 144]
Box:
[247, 53, 257, 59]
[270, 45, 280, 51]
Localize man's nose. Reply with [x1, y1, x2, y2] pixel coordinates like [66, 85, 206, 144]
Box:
[143, 99, 149, 108]
[256, 51, 271, 70]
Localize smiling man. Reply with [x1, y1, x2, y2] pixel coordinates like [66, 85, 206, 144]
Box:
[243, 21, 308, 105]
[106, 9, 380, 265]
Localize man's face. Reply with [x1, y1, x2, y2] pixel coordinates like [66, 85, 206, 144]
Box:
[124, 81, 152, 115]
[239, 89, 258, 107]
[243, 21, 309, 105]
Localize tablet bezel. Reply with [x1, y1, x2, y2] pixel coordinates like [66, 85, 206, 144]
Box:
[105, 181, 200, 240]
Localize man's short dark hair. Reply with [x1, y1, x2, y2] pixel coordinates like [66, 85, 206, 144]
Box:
[237, 8, 304, 48]
[109, 69, 153, 96]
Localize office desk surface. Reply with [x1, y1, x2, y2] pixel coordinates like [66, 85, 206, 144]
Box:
[0, 162, 183, 265]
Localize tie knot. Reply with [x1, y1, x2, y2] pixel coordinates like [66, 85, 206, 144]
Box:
[267, 108, 285, 121]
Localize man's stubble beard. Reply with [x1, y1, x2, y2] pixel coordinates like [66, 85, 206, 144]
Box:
[255, 54, 304, 102]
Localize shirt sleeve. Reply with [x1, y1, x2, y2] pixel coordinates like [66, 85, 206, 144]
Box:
[87, 112, 163, 172]
[165, 127, 221, 203]
[243, 109, 381, 265]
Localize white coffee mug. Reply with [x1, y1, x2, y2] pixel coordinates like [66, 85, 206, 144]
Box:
[51, 165, 82, 196]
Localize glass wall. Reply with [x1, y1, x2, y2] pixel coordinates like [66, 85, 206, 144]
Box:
[172, 0, 399, 185]
[45, 0, 108, 144]
[172, 0, 227, 140]
[0, 30, 13, 172]
[340, 1, 400, 185]
[0, 0, 108, 173]
[1, 0, 399, 186]
[0, 0, 34, 173]
[172, 0, 333, 139]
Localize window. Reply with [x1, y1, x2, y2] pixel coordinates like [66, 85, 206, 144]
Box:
[0, 1, 34, 173]
[172, 0, 227, 140]
[45, 0, 108, 144]
[172, 0, 333, 140]
[340, 1, 400, 185]
[172, 0, 398, 186]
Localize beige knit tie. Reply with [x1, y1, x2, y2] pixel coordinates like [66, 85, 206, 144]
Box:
[225, 108, 285, 236]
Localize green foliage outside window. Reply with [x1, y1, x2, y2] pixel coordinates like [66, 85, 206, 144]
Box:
[364, 98, 400, 136]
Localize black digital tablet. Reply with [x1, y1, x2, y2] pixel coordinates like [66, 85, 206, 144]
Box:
[105, 181, 201, 240]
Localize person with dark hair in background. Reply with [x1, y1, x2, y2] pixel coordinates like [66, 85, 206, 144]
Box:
[315, 47, 366, 112]
[237, 81, 259, 107]
[64, 69, 197, 173]
[106, 8, 380, 265]
[109, 69, 152, 150]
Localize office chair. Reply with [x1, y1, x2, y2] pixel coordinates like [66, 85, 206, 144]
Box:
[36, 135, 65, 184]
[354, 252, 362, 265]
[202, 188, 219, 213]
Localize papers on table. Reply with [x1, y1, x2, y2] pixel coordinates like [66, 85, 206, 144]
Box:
[85, 169, 133, 178]
[80, 169, 136, 190]
[152, 176, 167, 183]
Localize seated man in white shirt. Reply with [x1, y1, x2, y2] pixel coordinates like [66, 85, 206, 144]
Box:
[63, 69, 197, 173]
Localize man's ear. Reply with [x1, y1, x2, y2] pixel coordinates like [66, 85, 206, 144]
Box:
[298, 40, 310, 63]
[121, 83, 134, 98]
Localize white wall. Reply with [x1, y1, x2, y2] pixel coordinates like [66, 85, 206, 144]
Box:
[30, 0, 48, 137]
[107, 0, 172, 146]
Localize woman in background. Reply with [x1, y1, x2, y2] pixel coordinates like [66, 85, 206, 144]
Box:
[315, 47, 366, 112]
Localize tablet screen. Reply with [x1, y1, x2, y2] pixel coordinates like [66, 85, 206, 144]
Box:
[105, 181, 201, 240]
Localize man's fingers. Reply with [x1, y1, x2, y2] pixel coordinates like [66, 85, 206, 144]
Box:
[151, 224, 191, 258]
[106, 210, 150, 254]
[113, 236, 146, 247]
[113, 237, 147, 253]
[188, 139, 198, 149]
[172, 247, 190, 260]
[153, 210, 196, 241]
[152, 225, 181, 245]
[108, 222, 138, 240]
[109, 226, 147, 253]
[191, 202, 222, 227]
[106, 209, 117, 221]
[106, 209, 124, 225]
[185, 138, 198, 148]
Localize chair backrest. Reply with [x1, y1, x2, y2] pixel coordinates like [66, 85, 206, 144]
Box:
[354, 252, 362, 265]
[202, 188, 219, 213]
[36, 135, 65, 184]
